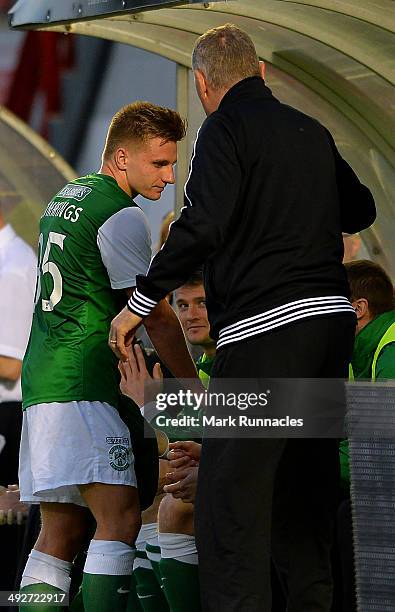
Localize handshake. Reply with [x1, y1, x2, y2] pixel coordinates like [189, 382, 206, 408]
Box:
[118, 342, 203, 504]
[163, 441, 201, 504]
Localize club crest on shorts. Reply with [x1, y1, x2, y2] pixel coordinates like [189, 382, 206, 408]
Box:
[109, 444, 130, 471]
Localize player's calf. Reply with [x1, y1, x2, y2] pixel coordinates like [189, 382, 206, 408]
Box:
[158, 495, 201, 611]
[20, 503, 90, 611]
[78, 483, 141, 612]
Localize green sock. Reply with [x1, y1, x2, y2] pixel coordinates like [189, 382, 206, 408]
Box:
[76, 574, 143, 612]
[82, 573, 131, 612]
[134, 550, 169, 612]
[127, 572, 143, 612]
[145, 544, 164, 588]
[159, 558, 201, 612]
[69, 586, 84, 612]
[19, 583, 67, 612]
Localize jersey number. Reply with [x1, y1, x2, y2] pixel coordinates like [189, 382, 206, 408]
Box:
[35, 232, 66, 311]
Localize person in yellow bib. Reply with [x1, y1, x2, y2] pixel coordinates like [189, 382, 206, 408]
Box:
[340, 259, 395, 485]
[338, 259, 395, 611]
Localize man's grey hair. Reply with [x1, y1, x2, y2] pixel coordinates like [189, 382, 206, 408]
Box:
[192, 23, 260, 91]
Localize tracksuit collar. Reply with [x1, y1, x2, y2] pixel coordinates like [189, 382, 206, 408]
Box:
[219, 76, 274, 110]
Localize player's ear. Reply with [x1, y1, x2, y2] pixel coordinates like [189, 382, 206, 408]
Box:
[114, 146, 127, 171]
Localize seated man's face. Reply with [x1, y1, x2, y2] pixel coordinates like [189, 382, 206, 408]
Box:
[176, 283, 211, 347]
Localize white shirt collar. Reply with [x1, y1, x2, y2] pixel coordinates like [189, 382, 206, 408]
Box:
[0, 224, 17, 251]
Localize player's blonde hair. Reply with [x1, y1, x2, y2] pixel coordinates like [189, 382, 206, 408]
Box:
[192, 23, 260, 91]
[103, 101, 186, 159]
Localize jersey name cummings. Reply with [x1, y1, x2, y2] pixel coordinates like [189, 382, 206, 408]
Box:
[41, 200, 83, 223]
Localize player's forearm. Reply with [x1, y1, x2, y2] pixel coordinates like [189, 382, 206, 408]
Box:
[0, 356, 22, 382]
[144, 301, 199, 381]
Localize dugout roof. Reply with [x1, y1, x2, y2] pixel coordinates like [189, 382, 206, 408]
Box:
[8, 0, 395, 274]
[0, 106, 75, 248]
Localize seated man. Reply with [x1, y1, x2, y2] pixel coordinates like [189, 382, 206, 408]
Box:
[120, 271, 215, 612]
[159, 272, 214, 612]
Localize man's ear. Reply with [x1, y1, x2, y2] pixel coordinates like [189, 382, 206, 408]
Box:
[353, 298, 369, 320]
[114, 147, 127, 171]
[194, 69, 208, 99]
[259, 60, 266, 81]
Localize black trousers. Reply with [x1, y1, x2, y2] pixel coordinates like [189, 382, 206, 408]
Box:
[336, 498, 357, 612]
[194, 315, 355, 612]
[0, 401, 23, 592]
[0, 401, 22, 486]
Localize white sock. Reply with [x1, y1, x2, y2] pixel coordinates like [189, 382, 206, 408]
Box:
[83, 540, 135, 576]
[135, 523, 158, 551]
[158, 533, 198, 565]
[20, 550, 72, 591]
[144, 523, 161, 563]
[134, 523, 158, 569]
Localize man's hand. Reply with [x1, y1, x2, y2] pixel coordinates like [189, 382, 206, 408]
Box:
[109, 307, 142, 361]
[157, 458, 170, 495]
[167, 441, 201, 469]
[0, 485, 28, 525]
[163, 466, 199, 504]
[119, 344, 162, 407]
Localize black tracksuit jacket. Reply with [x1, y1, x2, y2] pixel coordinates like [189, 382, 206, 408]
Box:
[130, 77, 376, 349]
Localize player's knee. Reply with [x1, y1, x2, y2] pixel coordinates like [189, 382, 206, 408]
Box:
[122, 508, 142, 544]
[158, 494, 194, 535]
[97, 507, 141, 545]
[36, 520, 89, 559]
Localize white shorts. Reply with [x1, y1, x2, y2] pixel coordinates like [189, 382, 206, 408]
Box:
[19, 401, 137, 506]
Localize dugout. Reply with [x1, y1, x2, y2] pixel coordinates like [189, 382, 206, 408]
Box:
[5, 2, 395, 609]
[0, 105, 75, 247]
[7, 0, 395, 278]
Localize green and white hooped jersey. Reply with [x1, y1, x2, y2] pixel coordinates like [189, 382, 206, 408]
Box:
[22, 173, 151, 410]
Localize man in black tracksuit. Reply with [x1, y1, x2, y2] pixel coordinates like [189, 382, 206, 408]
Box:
[110, 25, 376, 612]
